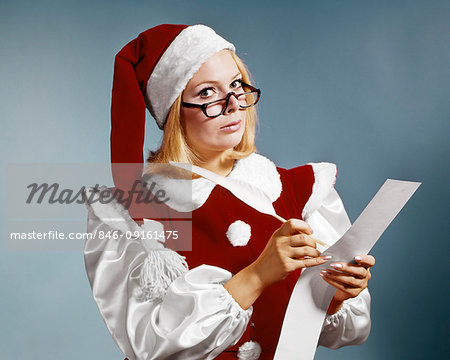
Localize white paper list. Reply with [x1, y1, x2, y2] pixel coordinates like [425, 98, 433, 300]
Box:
[274, 179, 421, 360]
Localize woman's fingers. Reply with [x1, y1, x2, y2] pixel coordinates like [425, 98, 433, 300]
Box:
[289, 233, 317, 248]
[319, 274, 362, 297]
[318, 255, 376, 301]
[328, 262, 369, 279]
[289, 245, 321, 259]
[293, 255, 332, 269]
[354, 254, 376, 268]
[288, 233, 320, 259]
[279, 219, 313, 236]
[320, 269, 367, 288]
[326, 254, 376, 277]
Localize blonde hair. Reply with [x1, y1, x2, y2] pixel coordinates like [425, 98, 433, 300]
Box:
[146, 51, 258, 168]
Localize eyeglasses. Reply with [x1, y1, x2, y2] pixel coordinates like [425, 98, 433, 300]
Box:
[181, 82, 261, 118]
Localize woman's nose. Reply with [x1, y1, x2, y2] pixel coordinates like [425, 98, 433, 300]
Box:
[225, 93, 240, 114]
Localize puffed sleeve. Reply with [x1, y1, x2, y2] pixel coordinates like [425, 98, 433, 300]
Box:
[83, 187, 252, 360]
[301, 163, 372, 348]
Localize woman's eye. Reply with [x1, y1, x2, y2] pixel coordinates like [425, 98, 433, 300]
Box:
[230, 79, 243, 89]
[199, 88, 214, 98]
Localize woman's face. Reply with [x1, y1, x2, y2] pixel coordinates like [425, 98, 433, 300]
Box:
[181, 50, 246, 158]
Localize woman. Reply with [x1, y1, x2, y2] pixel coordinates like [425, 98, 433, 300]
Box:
[84, 24, 375, 359]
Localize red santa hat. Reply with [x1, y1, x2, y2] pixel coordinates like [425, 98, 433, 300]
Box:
[110, 24, 235, 199]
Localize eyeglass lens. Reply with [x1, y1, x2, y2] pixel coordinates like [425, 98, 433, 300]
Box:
[205, 91, 259, 117]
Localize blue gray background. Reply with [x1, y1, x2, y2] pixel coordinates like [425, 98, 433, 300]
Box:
[1, 0, 449, 358]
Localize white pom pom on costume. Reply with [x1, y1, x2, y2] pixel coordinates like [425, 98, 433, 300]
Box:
[238, 341, 262, 360]
[226, 220, 251, 247]
[133, 249, 188, 302]
[132, 219, 188, 302]
[83, 189, 189, 303]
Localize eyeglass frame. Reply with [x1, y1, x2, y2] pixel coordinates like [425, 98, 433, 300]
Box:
[180, 82, 261, 118]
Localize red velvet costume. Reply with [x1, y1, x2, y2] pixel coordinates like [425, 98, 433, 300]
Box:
[176, 165, 313, 359]
[84, 154, 371, 360]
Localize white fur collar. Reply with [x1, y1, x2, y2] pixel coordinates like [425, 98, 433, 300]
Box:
[302, 162, 337, 220]
[145, 153, 282, 212]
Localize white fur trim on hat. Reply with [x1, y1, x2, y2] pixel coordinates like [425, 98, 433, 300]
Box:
[146, 24, 235, 128]
[301, 162, 337, 220]
[238, 341, 262, 360]
[226, 220, 251, 247]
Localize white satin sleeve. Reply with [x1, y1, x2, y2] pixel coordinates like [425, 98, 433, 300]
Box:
[302, 163, 372, 348]
[84, 198, 252, 360]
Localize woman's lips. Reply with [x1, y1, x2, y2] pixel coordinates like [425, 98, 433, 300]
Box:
[220, 120, 241, 133]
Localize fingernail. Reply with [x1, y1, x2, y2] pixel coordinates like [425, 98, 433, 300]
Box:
[355, 256, 363, 261]
[320, 270, 329, 275]
[322, 256, 332, 260]
[330, 263, 342, 269]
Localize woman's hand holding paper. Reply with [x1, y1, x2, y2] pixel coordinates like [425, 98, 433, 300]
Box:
[224, 219, 331, 310]
[320, 255, 375, 311]
[251, 219, 333, 287]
